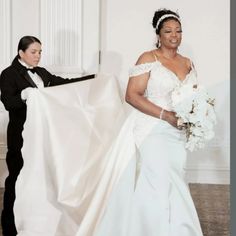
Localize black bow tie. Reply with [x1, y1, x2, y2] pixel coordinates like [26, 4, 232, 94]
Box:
[27, 68, 36, 74]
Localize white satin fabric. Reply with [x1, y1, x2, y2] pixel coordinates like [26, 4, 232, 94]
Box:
[14, 61, 203, 236]
[14, 74, 137, 236]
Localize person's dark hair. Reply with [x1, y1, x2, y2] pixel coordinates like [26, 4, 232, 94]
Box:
[152, 9, 181, 48]
[17, 36, 41, 58]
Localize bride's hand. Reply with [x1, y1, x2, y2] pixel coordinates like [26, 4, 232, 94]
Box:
[162, 110, 179, 128]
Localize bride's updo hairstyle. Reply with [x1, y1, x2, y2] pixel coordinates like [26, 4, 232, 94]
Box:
[152, 9, 181, 48]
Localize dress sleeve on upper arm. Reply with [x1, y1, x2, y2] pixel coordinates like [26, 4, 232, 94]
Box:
[129, 62, 154, 77]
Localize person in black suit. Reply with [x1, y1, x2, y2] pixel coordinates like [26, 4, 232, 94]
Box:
[0, 35, 95, 236]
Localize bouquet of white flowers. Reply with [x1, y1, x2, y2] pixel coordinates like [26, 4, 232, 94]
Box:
[171, 83, 216, 151]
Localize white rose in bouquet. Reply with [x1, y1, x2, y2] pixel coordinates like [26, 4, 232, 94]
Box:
[171, 83, 216, 151]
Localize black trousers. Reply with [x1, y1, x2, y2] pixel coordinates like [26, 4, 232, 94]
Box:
[1, 149, 23, 236]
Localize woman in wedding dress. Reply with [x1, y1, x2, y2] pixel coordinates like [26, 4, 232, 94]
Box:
[95, 8, 203, 236]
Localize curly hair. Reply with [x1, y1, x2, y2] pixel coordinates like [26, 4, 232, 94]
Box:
[152, 9, 181, 48]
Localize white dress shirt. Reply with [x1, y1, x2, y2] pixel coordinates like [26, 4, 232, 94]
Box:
[18, 59, 44, 88]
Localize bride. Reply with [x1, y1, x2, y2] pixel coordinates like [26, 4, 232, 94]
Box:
[14, 8, 203, 236]
[94, 8, 203, 236]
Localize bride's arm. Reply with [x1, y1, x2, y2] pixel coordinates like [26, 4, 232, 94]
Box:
[125, 53, 178, 128]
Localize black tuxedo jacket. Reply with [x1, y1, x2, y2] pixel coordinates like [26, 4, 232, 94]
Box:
[0, 56, 95, 150]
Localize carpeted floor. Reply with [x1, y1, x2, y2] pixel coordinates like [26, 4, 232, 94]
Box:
[0, 184, 230, 236]
[189, 184, 230, 236]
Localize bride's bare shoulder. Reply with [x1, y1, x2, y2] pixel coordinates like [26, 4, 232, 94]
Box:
[135, 51, 156, 65]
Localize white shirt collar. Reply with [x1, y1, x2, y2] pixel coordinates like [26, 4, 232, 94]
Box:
[18, 59, 34, 69]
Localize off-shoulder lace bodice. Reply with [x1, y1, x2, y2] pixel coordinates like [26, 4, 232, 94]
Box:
[129, 60, 198, 111]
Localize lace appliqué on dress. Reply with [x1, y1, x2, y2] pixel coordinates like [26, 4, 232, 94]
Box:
[129, 62, 155, 77]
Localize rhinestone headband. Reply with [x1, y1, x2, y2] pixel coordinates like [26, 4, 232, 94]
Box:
[156, 14, 180, 30]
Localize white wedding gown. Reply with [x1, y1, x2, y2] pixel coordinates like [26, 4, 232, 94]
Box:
[94, 61, 203, 236]
[14, 61, 203, 235]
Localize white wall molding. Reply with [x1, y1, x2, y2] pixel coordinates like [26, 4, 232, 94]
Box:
[0, 142, 7, 159]
[185, 166, 230, 184]
[0, 0, 11, 71]
[40, 0, 100, 75]
[185, 146, 230, 184]
[0, 162, 230, 187]
[40, 0, 83, 71]
[82, 0, 100, 74]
